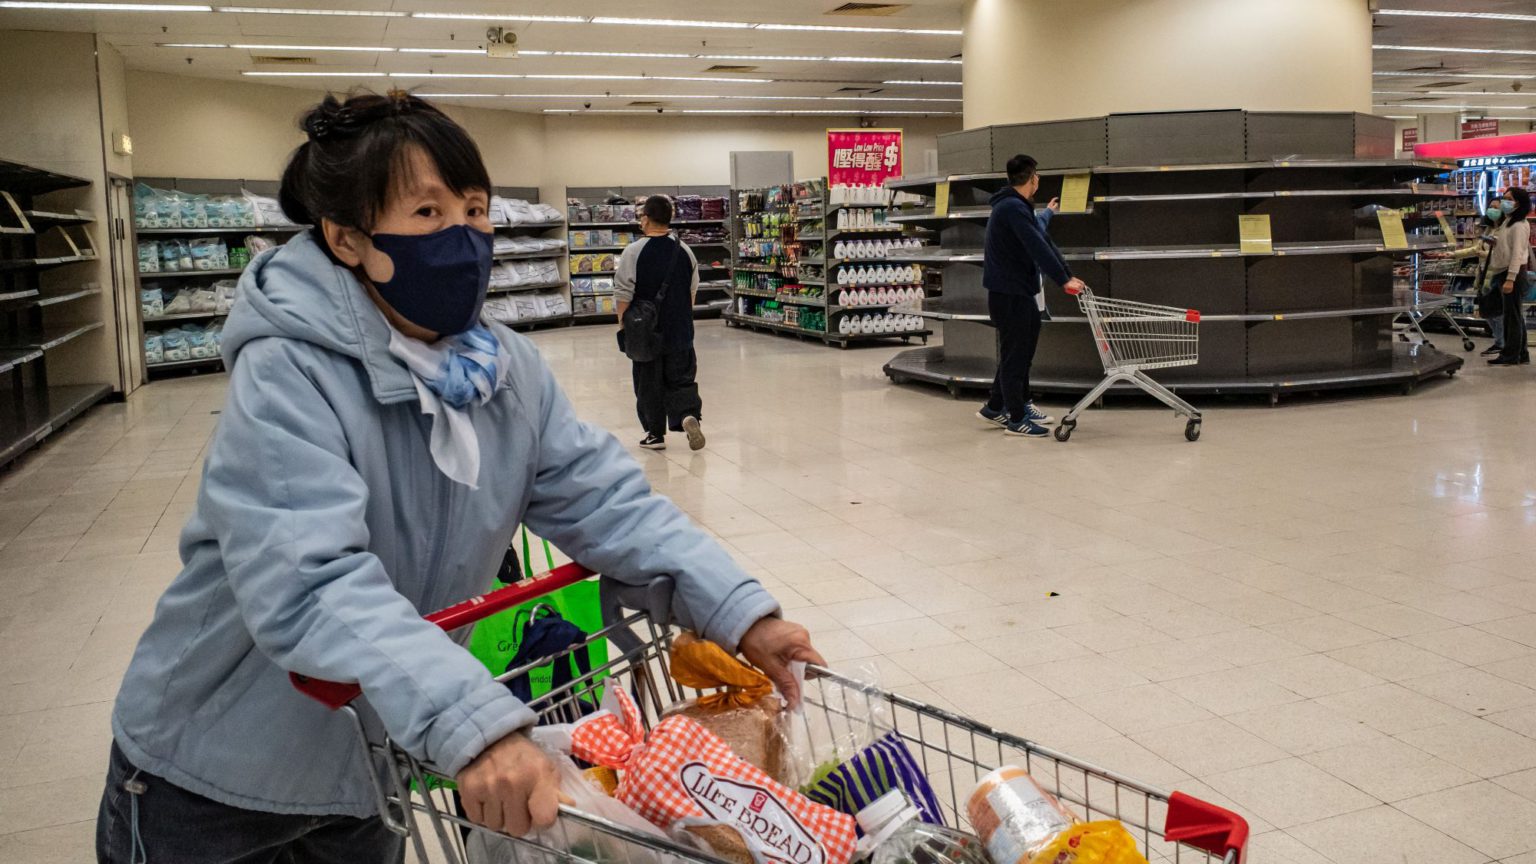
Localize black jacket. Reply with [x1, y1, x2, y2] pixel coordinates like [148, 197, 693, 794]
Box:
[983, 187, 1073, 296]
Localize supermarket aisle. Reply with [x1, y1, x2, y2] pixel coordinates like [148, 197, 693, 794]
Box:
[3, 320, 1536, 863]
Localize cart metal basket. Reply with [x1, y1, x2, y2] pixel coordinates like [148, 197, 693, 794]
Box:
[292, 563, 1248, 864]
[1056, 285, 1204, 443]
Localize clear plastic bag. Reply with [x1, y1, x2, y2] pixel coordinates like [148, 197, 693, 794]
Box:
[783, 662, 888, 790]
[189, 238, 229, 270]
[465, 745, 679, 864]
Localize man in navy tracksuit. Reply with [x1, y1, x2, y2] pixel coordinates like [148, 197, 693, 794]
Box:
[978, 154, 1086, 438]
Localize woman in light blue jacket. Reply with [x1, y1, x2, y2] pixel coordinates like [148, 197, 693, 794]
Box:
[97, 92, 821, 863]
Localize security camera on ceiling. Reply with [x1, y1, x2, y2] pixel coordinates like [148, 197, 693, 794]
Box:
[485, 27, 518, 59]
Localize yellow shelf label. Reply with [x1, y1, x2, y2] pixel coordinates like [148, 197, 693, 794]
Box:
[934, 180, 950, 219]
[1378, 209, 1409, 250]
[1434, 210, 1456, 243]
[1060, 173, 1091, 214]
[1239, 214, 1273, 255]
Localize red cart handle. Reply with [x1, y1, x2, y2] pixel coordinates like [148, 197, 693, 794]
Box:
[289, 561, 596, 710]
[1165, 791, 1248, 864]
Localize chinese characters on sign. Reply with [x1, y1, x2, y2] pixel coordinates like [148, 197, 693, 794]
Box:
[1461, 119, 1500, 140]
[827, 129, 904, 188]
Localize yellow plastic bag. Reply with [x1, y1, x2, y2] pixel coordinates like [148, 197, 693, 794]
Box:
[1028, 821, 1149, 864]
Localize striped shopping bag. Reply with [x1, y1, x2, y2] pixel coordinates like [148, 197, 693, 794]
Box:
[803, 731, 945, 832]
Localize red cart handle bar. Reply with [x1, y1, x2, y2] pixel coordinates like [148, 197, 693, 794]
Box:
[289, 561, 596, 710]
[1165, 791, 1248, 864]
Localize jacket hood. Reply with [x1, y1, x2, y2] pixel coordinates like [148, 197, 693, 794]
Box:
[221, 230, 418, 404]
[990, 186, 1029, 207]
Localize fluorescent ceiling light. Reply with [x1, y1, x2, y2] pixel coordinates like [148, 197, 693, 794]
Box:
[242, 71, 388, 77]
[217, 5, 403, 15]
[390, 73, 775, 84]
[590, 16, 752, 29]
[1381, 115, 1416, 119]
[1372, 90, 1531, 97]
[828, 56, 960, 64]
[884, 79, 961, 86]
[1376, 8, 1536, 23]
[700, 54, 959, 64]
[231, 43, 390, 52]
[1373, 103, 1533, 111]
[397, 47, 484, 54]
[1375, 71, 1535, 80]
[417, 93, 960, 103]
[544, 108, 960, 115]
[700, 55, 824, 62]
[0, 1, 209, 9]
[1373, 44, 1536, 56]
[408, 11, 584, 23]
[530, 50, 694, 59]
[756, 23, 960, 35]
[159, 42, 228, 47]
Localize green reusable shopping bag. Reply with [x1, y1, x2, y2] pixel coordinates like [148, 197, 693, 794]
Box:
[465, 527, 608, 702]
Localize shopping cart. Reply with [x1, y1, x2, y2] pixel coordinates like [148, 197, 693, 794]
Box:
[292, 562, 1249, 864]
[1056, 285, 1203, 443]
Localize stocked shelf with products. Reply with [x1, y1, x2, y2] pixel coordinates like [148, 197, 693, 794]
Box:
[566, 185, 730, 321]
[0, 158, 111, 468]
[725, 179, 931, 348]
[486, 187, 571, 330]
[133, 176, 307, 377]
[883, 110, 1467, 401]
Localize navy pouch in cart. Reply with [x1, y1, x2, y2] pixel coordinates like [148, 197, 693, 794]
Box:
[804, 731, 946, 834]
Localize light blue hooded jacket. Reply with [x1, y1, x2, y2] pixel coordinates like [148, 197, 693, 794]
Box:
[111, 230, 779, 817]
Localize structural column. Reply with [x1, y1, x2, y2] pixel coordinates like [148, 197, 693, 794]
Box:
[963, 0, 1373, 127]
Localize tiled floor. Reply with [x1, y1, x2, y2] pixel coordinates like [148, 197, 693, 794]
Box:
[3, 320, 1536, 863]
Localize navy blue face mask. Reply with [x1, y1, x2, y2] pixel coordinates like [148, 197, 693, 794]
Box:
[366, 224, 494, 336]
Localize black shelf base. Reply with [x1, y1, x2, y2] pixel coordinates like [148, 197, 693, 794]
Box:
[0, 383, 111, 468]
[884, 343, 1463, 404]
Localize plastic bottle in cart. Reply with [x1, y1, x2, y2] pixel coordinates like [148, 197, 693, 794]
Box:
[855, 790, 990, 864]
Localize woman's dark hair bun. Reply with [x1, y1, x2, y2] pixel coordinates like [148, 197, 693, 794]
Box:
[278, 89, 491, 232]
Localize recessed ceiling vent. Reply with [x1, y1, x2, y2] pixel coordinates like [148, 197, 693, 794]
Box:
[836, 85, 879, 92]
[1421, 81, 1466, 89]
[828, 3, 909, 15]
[251, 55, 315, 65]
[704, 64, 760, 72]
[628, 101, 666, 107]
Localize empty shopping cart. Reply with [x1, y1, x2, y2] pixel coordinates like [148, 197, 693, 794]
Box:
[291, 562, 1249, 864]
[1057, 284, 1204, 442]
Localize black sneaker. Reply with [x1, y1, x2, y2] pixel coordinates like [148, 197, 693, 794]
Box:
[1481, 345, 1502, 356]
[640, 434, 666, 450]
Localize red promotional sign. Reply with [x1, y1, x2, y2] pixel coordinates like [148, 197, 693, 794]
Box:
[1462, 119, 1500, 139]
[1402, 127, 1417, 148]
[827, 128, 903, 187]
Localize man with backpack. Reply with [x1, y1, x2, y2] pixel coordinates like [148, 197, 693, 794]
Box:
[616, 195, 706, 451]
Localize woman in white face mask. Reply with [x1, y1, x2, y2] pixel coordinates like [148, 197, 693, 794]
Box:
[1487, 187, 1532, 366]
[98, 91, 822, 864]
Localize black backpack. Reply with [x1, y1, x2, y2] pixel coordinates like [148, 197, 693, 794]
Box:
[622, 236, 684, 363]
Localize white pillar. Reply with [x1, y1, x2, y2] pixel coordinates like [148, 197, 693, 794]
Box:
[963, 0, 1374, 128]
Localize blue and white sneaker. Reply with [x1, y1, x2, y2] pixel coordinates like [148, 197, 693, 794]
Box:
[976, 405, 1009, 428]
[1022, 402, 1056, 425]
[1004, 418, 1051, 438]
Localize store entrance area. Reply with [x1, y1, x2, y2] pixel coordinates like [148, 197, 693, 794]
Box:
[4, 321, 1536, 861]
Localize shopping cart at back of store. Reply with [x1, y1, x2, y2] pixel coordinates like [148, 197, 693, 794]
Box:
[1056, 284, 1204, 443]
[291, 562, 1249, 864]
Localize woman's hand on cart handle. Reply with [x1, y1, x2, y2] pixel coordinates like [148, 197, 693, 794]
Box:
[1064, 277, 1087, 295]
[456, 731, 562, 838]
[739, 616, 825, 708]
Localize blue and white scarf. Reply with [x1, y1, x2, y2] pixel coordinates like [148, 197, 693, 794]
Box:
[387, 324, 508, 489]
